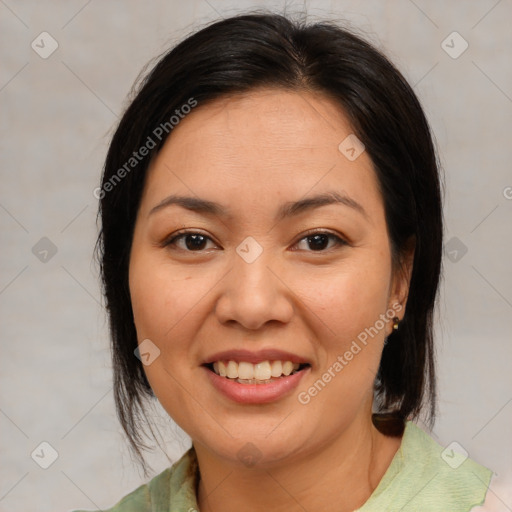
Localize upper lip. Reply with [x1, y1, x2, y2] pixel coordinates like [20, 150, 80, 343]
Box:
[203, 349, 310, 365]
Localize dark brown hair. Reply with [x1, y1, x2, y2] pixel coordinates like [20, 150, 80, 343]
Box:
[96, 12, 442, 473]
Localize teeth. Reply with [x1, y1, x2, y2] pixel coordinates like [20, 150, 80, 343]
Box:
[226, 360, 238, 379]
[238, 362, 254, 379]
[254, 361, 271, 380]
[211, 360, 302, 380]
[282, 361, 294, 376]
[270, 361, 282, 377]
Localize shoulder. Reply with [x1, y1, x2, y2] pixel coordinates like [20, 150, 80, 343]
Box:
[71, 447, 198, 512]
[359, 421, 493, 511]
[470, 472, 512, 511]
[404, 422, 492, 506]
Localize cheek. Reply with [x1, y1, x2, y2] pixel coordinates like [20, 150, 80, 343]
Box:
[296, 260, 391, 340]
[292, 254, 392, 405]
[293, 268, 390, 414]
[128, 256, 214, 426]
[129, 255, 212, 342]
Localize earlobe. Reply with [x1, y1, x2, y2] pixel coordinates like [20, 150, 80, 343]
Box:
[389, 237, 415, 316]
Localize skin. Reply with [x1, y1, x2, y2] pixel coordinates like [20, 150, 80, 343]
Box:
[129, 88, 414, 512]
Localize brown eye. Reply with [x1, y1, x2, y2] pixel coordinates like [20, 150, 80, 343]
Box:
[183, 234, 208, 250]
[293, 231, 347, 252]
[306, 234, 330, 251]
[164, 231, 217, 251]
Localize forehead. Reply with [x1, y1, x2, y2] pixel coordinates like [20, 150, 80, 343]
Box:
[171, 88, 356, 152]
[141, 88, 382, 220]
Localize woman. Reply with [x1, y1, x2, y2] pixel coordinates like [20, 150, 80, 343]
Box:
[79, 12, 493, 511]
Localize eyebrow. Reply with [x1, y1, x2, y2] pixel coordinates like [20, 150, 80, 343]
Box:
[149, 191, 368, 221]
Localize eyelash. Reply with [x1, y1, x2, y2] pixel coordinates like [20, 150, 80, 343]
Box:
[162, 229, 348, 253]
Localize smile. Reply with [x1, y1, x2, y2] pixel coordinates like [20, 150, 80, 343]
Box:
[202, 349, 311, 403]
[208, 360, 309, 384]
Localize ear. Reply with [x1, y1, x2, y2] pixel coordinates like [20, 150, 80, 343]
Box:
[388, 237, 415, 325]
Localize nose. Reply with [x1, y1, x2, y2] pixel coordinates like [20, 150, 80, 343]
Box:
[214, 249, 294, 330]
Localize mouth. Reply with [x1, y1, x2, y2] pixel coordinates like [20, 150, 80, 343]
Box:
[202, 349, 312, 403]
[204, 360, 311, 384]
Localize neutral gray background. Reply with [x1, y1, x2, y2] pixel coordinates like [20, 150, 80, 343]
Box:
[1, 1, 511, 510]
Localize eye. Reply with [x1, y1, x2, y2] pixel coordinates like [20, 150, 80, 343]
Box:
[163, 229, 347, 253]
[292, 231, 347, 252]
[163, 230, 219, 252]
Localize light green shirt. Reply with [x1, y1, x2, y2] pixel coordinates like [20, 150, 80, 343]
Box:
[74, 421, 492, 511]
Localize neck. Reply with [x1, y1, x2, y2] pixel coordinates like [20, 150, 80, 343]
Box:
[195, 414, 402, 512]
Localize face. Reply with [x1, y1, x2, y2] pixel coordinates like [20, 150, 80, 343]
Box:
[129, 89, 411, 467]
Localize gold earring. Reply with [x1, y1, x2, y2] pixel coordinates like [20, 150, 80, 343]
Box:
[392, 317, 400, 330]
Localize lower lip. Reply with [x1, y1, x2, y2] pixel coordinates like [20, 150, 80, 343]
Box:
[204, 366, 310, 404]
